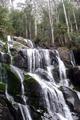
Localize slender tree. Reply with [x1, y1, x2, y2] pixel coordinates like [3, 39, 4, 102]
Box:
[61, 0, 71, 41]
[48, 0, 54, 44]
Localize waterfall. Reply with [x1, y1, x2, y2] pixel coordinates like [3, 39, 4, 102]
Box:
[28, 73, 73, 120]
[70, 50, 76, 67]
[2, 36, 76, 120]
[20, 48, 69, 85]
[20, 49, 56, 79]
[5, 65, 32, 120]
[15, 48, 73, 120]
[55, 50, 69, 87]
[7, 35, 13, 64]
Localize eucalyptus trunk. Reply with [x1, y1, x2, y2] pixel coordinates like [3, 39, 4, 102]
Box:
[35, 19, 38, 38]
[61, 0, 71, 41]
[48, 0, 54, 44]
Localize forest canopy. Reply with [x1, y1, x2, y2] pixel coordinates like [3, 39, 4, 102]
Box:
[0, 0, 80, 47]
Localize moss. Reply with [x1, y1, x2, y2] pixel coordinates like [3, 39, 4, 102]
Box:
[6, 66, 22, 96]
[0, 82, 6, 93]
[24, 74, 47, 113]
[73, 86, 80, 92]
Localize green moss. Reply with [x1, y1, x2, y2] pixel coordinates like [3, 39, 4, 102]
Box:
[24, 74, 47, 113]
[6, 67, 22, 96]
[0, 82, 6, 93]
[73, 86, 80, 92]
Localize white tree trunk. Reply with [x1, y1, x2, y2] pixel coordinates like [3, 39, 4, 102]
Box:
[48, 0, 54, 44]
[35, 18, 38, 38]
[61, 0, 71, 40]
[69, 0, 78, 31]
[52, 0, 59, 24]
[73, 8, 78, 31]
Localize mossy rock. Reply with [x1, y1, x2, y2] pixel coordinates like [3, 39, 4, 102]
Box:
[0, 82, 6, 93]
[6, 66, 22, 96]
[24, 74, 47, 119]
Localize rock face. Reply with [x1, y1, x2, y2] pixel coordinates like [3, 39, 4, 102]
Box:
[13, 36, 33, 48]
[60, 86, 80, 120]
[0, 52, 11, 64]
[67, 67, 80, 91]
[60, 86, 80, 112]
[13, 51, 28, 70]
[57, 47, 72, 67]
[24, 74, 47, 120]
[73, 49, 80, 65]
[0, 95, 14, 120]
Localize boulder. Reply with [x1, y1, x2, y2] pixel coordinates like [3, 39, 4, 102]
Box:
[72, 49, 80, 65]
[24, 74, 48, 120]
[60, 86, 80, 119]
[13, 51, 28, 70]
[0, 82, 5, 94]
[0, 95, 14, 120]
[67, 66, 80, 91]
[6, 65, 23, 97]
[0, 94, 23, 120]
[13, 36, 33, 48]
[0, 52, 11, 64]
[57, 47, 72, 67]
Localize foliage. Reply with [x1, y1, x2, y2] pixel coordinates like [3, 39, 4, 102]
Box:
[0, 6, 13, 41]
[0, 0, 80, 47]
[0, 82, 5, 93]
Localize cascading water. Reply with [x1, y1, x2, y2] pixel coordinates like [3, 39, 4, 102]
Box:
[28, 73, 73, 120]
[1, 36, 78, 120]
[12, 46, 74, 119]
[5, 65, 32, 120]
[55, 50, 69, 87]
[7, 35, 13, 64]
[19, 49, 56, 79]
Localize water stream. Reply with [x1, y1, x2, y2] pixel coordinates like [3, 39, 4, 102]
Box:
[2, 36, 78, 120]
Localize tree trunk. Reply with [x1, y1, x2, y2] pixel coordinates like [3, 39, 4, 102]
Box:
[61, 0, 71, 41]
[29, 21, 32, 39]
[72, 8, 78, 31]
[48, 0, 54, 44]
[35, 18, 38, 38]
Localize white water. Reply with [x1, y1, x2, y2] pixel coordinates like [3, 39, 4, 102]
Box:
[70, 50, 76, 67]
[55, 50, 69, 87]
[5, 65, 32, 120]
[5, 37, 75, 120]
[29, 73, 73, 120]
[24, 39, 34, 48]
[43, 50, 53, 79]
[21, 49, 55, 79]
[18, 104, 32, 120]
[7, 35, 13, 64]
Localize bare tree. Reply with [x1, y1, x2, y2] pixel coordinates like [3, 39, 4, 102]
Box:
[61, 0, 71, 41]
[48, 0, 54, 44]
[0, 0, 10, 7]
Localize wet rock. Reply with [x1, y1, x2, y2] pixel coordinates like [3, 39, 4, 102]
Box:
[6, 66, 22, 96]
[52, 68, 60, 83]
[0, 52, 11, 64]
[0, 83, 5, 94]
[12, 41, 27, 51]
[24, 74, 47, 120]
[67, 67, 80, 91]
[57, 47, 72, 67]
[35, 68, 53, 82]
[60, 86, 80, 115]
[13, 50, 28, 70]
[49, 50, 58, 67]
[73, 49, 80, 65]
[0, 95, 14, 120]
[13, 36, 33, 48]
[13, 36, 26, 45]
[0, 94, 24, 120]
